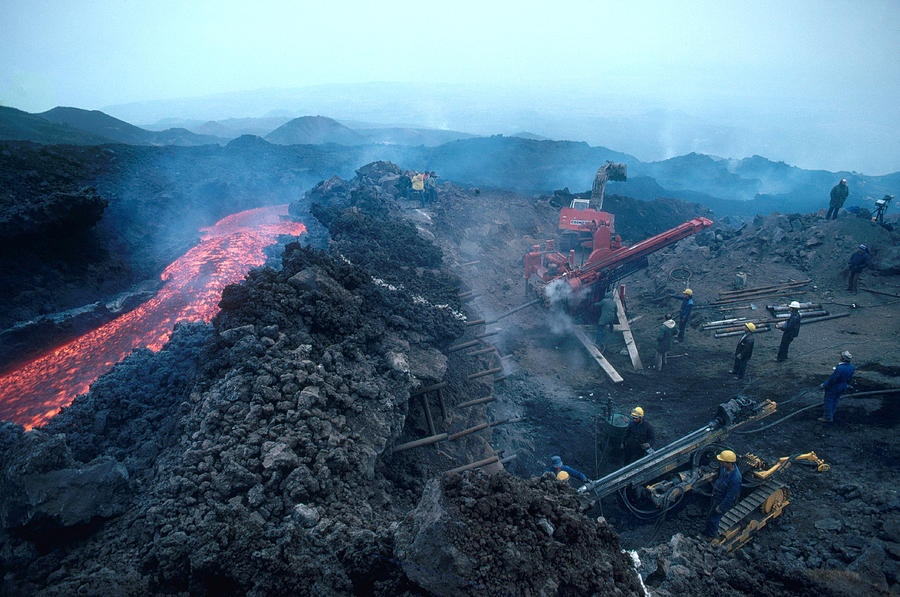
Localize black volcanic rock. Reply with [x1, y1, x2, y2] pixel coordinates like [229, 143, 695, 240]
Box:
[0, 186, 107, 241]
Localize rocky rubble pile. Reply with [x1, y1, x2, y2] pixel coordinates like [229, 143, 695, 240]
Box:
[0, 161, 474, 595]
[396, 471, 644, 596]
[635, 532, 893, 597]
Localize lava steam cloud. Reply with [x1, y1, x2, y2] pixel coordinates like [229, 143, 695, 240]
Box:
[0, 205, 305, 429]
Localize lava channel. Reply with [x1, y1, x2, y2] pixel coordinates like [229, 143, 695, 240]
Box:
[0, 204, 305, 429]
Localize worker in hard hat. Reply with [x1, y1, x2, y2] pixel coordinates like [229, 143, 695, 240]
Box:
[729, 322, 755, 379]
[703, 450, 743, 538]
[545, 455, 587, 483]
[621, 407, 656, 464]
[776, 301, 802, 362]
[819, 351, 856, 423]
[676, 289, 693, 342]
[847, 244, 870, 293]
[656, 317, 677, 371]
[826, 178, 849, 220]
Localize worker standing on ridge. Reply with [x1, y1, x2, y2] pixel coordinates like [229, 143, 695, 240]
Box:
[411, 172, 425, 206]
[847, 244, 870, 293]
[703, 450, 742, 538]
[621, 407, 655, 464]
[730, 322, 755, 379]
[819, 351, 856, 423]
[593, 293, 617, 350]
[677, 289, 693, 342]
[656, 317, 677, 371]
[776, 301, 802, 362]
[545, 455, 587, 482]
[424, 171, 438, 204]
[826, 178, 849, 220]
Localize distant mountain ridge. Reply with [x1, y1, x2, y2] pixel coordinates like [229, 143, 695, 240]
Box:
[1, 105, 897, 219]
[37, 107, 224, 146]
[0, 106, 224, 147]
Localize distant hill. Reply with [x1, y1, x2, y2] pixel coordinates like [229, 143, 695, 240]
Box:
[265, 116, 365, 145]
[0, 106, 114, 145]
[510, 132, 550, 141]
[353, 126, 476, 147]
[38, 107, 223, 146]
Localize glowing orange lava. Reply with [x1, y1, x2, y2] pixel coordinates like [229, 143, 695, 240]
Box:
[0, 204, 305, 429]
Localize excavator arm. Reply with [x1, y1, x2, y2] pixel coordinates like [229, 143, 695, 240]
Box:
[590, 162, 627, 210]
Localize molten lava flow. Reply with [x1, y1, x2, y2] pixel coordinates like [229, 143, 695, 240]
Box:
[0, 205, 305, 429]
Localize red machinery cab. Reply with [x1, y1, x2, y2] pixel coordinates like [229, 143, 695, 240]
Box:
[558, 198, 622, 254]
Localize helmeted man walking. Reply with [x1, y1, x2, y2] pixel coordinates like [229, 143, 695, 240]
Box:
[776, 301, 801, 361]
[847, 244, 870, 292]
[730, 322, 755, 379]
[677, 289, 693, 342]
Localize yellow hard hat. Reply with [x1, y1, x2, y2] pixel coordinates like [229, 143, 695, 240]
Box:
[556, 470, 570, 481]
[717, 450, 737, 463]
[631, 406, 644, 418]
[683, 289, 693, 296]
[745, 322, 756, 332]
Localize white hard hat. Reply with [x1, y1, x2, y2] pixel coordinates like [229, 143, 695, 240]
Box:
[789, 301, 801, 309]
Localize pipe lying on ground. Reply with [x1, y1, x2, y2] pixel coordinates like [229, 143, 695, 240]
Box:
[457, 396, 495, 408]
[465, 319, 485, 327]
[715, 327, 771, 338]
[719, 279, 811, 297]
[486, 299, 540, 324]
[847, 388, 900, 398]
[714, 290, 806, 305]
[499, 453, 518, 465]
[444, 455, 500, 475]
[468, 367, 502, 380]
[862, 288, 900, 299]
[466, 346, 498, 357]
[392, 432, 449, 452]
[459, 260, 480, 267]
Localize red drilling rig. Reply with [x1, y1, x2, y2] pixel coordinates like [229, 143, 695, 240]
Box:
[525, 209, 713, 315]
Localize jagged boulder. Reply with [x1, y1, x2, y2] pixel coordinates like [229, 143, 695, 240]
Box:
[0, 426, 130, 529]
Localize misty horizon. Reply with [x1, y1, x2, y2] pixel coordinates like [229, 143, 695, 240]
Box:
[3, 1, 899, 174]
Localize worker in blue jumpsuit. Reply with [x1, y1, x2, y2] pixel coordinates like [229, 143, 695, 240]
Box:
[545, 455, 587, 482]
[677, 289, 693, 342]
[704, 450, 742, 538]
[819, 351, 855, 423]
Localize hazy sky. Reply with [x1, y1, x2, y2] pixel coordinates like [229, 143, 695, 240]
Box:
[2, 0, 899, 172]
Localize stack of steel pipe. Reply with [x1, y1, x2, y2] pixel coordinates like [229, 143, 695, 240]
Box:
[713, 280, 810, 306]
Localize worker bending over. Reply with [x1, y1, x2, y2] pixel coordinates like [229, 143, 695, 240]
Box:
[545, 455, 587, 482]
[820, 351, 855, 423]
[621, 407, 655, 464]
[704, 450, 742, 538]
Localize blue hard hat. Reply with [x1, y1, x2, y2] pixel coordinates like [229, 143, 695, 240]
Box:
[551, 455, 562, 468]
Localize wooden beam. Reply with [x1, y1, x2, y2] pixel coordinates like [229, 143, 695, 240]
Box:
[571, 326, 623, 383]
[612, 292, 643, 370]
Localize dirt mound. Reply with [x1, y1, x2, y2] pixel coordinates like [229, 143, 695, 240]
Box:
[396, 471, 643, 596]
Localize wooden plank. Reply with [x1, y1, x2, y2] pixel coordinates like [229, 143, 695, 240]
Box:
[571, 326, 624, 383]
[612, 292, 643, 370]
